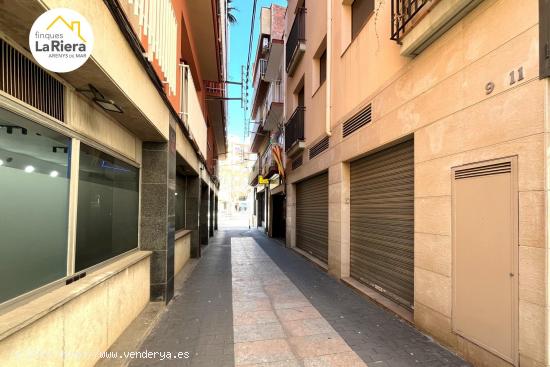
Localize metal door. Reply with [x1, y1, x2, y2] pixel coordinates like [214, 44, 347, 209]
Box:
[296, 172, 328, 263]
[452, 158, 518, 365]
[350, 140, 414, 309]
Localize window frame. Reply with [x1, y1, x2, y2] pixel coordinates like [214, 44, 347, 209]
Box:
[351, 0, 375, 41]
[0, 96, 141, 312]
[319, 49, 327, 86]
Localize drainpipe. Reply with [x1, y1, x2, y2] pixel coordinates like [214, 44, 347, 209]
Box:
[325, 0, 332, 137]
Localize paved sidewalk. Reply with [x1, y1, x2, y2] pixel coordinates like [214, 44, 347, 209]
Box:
[131, 230, 237, 367]
[232, 236, 366, 366]
[130, 228, 469, 367]
[250, 231, 470, 367]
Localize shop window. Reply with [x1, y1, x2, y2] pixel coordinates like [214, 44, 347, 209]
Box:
[0, 110, 70, 303]
[75, 144, 139, 271]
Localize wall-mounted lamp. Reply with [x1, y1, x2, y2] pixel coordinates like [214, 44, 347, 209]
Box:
[77, 84, 123, 114]
[53, 146, 68, 153]
[0, 125, 27, 135]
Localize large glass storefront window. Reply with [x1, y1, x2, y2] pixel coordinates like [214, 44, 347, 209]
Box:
[0, 110, 70, 303]
[75, 144, 139, 271]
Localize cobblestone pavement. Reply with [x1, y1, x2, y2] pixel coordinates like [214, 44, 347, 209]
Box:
[132, 228, 470, 367]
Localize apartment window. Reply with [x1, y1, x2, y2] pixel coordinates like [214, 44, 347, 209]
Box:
[176, 175, 187, 231]
[75, 144, 139, 271]
[319, 50, 327, 85]
[352, 0, 374, 40]
[0, 111, 71, 303]
[298, 86, 305, 107]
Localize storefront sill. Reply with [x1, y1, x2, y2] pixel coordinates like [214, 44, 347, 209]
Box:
[342, 277, 413, 324]
[292, 247, 328, 271]
[0, 251, 152, 342]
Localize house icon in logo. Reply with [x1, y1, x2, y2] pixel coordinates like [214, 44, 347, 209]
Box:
[46, 15, 87, 43]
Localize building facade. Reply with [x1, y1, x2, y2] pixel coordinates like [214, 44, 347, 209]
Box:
[249, 4, 287, 240]
[283, 0, 550, 366]
[0, 0, 227, 365]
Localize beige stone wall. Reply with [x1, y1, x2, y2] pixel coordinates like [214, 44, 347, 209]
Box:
[286, 0, 547, 365]
[66, 90, 142, 163]
[0, 255, 150, 367]
[187, 73, 208, 159]
[175, 233, 191, 275]
[285, 0, 327, 144]
[176, 122, 200, 175]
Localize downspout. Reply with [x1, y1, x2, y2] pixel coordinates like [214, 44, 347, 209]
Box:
[325, 0, 332, 137]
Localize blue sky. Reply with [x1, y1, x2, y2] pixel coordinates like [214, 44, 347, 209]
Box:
[226, 0, 287, 143]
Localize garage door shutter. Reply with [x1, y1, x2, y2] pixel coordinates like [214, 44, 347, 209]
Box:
[296, 172, 328, 263]
[350, 140, 414, 309]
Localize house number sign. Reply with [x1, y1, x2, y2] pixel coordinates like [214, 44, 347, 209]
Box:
[485, 66, 525, 95]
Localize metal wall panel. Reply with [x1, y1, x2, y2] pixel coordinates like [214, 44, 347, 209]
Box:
[350, 140, 414, 309]
[452, 158, 518, 364]
[296, 172, 328, 263]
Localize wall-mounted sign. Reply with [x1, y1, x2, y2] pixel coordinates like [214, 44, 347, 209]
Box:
[29, 8, 94, 73]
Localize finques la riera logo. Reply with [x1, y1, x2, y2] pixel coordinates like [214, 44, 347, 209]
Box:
[29, 8, 94, 73]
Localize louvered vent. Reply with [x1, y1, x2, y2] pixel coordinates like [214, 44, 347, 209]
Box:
[308, 136, 329, 160]
[343, 103, 372, 138]
[292, 155, 303, 170]
[0, 38, 65, 121]
[455, 162, 511, 179]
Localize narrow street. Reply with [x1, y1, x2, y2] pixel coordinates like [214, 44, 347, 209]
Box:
[133, 227, 469, 367]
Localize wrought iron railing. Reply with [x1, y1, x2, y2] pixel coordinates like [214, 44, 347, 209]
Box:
[284, 107, 305, 153]
[285, 7, 306, 70]
[390, 0, 429, 42]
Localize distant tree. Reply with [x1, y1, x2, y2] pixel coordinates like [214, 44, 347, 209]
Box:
[227, 0, 238, 24]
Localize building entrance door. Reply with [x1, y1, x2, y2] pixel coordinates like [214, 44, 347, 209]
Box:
[452, 158, 518, 365]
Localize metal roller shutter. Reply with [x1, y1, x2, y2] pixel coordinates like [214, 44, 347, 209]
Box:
[296, 172, 328, 263]
[350, 140, 414, 309]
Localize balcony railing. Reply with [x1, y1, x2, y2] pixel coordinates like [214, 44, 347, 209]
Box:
[263, 81, 284, 131]
[204, 80, 225, 98]
[285, 7, 306, 71]
[390, 0, 429, 42]
[285, 107, 305, 153]
[249, 158, 260, 186]
[253, 59, 268, 89]
[261, 144, 279, 179]
[179, 63, 189, 124]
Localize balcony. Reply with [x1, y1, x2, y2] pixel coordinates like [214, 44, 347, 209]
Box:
[261, 144, 279, 179]
[253, 58, 268, 90]
[284, 106, 305, 158]
[264, 39, 284, 82]
[390, 0, 482, 56]
[249, 158, 260, 186]
[285, 7, 306, 76]
[262, 81, 284, 131]
[204, 80, 225, 98]
[390, 0, 429, 43]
